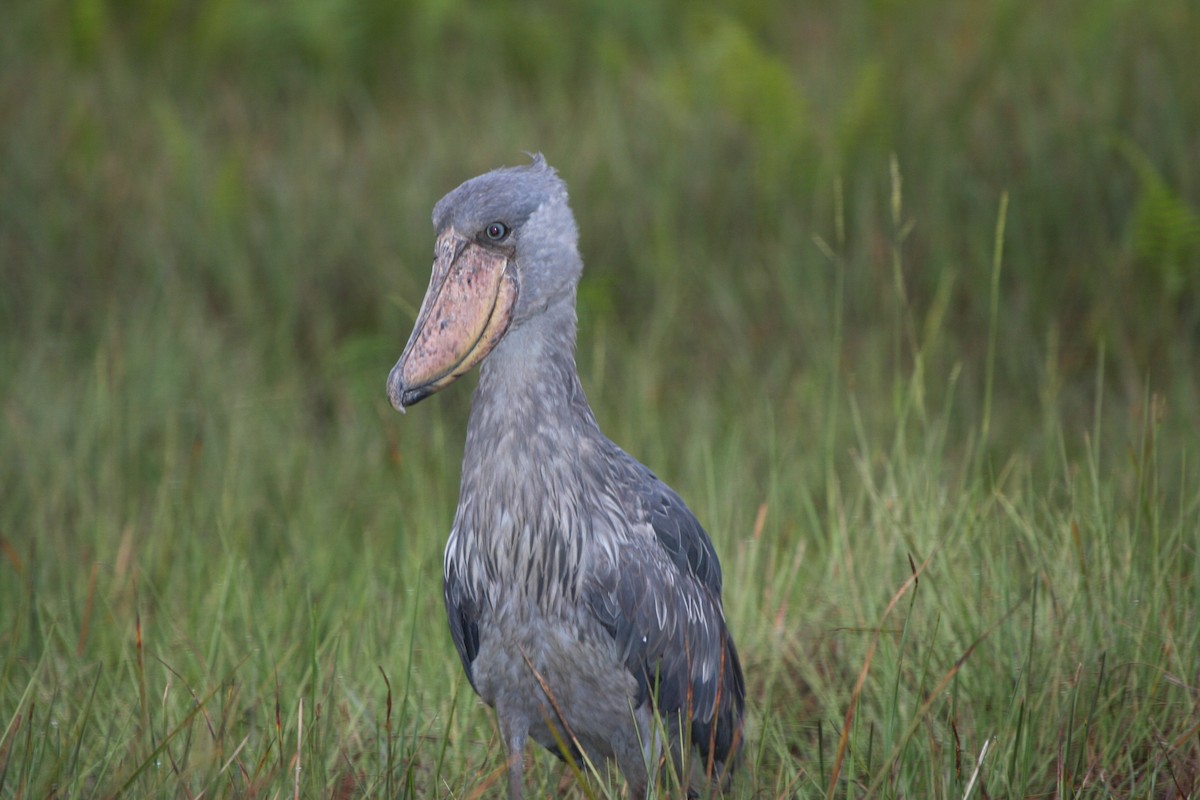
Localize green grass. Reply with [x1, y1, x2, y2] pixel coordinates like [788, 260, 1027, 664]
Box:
[3, 0, 1199, 796]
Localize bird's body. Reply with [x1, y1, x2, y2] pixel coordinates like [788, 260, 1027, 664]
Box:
[388, 156, 744, 798]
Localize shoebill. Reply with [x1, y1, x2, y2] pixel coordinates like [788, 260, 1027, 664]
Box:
[386, 154, 745, 798]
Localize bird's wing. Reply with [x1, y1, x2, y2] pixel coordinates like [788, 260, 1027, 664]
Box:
[444, 558, 482, 694]
[584, 464, 745, 765]
[641, 470, 724, 596]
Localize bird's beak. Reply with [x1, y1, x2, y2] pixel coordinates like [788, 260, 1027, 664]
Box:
[387, 229, 518, 411]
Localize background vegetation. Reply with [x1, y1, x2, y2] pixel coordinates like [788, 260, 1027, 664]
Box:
[2, 0, 1198, 796]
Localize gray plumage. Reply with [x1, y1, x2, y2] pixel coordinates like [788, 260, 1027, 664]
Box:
[388, 155, 745, 798]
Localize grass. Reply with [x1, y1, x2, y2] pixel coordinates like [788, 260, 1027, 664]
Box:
[2, 0, 1199, 796]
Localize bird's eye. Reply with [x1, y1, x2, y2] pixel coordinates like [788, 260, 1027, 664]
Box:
[484, 222, 510, 241]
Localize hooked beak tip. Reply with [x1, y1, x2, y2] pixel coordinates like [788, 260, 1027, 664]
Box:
[386, 365, 409, 413]
[387, 362, 438, 413]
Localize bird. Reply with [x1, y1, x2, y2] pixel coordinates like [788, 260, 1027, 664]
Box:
[386, 154, 745, 799]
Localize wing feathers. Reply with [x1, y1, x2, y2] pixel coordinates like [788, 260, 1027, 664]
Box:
[585, 467, 745, 766]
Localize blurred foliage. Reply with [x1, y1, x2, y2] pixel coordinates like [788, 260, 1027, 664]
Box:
[2, 0, 1198, 460]
[1122, 139, 1200, 302]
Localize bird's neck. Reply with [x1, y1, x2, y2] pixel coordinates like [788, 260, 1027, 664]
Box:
[454, 293, 606, 610]
[466, 292, 599, 450]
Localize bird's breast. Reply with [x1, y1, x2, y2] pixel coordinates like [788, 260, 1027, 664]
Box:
[446, 499, 591, 620]
[449, 431, 621, 614]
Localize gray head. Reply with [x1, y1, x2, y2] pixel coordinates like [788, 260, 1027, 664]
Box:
[387, 155, 584, 410]
[433, 154, 582, 325]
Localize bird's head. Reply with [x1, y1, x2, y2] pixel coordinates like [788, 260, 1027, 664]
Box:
[387, 154, 581, 411]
